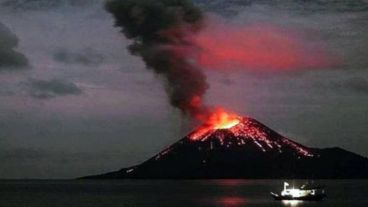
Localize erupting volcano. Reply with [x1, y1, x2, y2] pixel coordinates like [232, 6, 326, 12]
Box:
[91, 0, 368, 180]
[84, 113, 368, 179]
[190, 108, 241, 140]
[188, 110, 313, 158]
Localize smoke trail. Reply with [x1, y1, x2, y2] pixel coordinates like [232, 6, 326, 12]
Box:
[105, 0, 208, 118]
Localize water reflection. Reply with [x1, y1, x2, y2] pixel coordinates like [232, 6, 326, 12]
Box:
[215, 196, 247, 206]
[282, 200, 303, 206]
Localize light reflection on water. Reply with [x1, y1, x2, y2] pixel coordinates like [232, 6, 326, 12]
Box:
[1, 180, 368, 207]
[208, 196, 247, 207]
[204, 196, 305, 207]
[200, 180, 315, 207]
[199, 179, 256, 206]
[282, 200, 303, 206]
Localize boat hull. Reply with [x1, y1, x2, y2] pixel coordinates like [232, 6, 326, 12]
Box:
[271, 192, 326, 201]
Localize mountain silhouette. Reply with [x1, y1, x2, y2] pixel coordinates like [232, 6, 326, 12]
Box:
[84, 117, 368, 179]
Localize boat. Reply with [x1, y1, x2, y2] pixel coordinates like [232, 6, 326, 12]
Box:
[271, 182, 326, 201]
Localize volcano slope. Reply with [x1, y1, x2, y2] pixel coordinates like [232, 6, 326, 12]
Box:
[84, 117, 368, 179]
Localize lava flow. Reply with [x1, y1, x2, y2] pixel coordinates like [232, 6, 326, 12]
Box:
[190, 108, 241, 140]
[188, 108, 313, 157]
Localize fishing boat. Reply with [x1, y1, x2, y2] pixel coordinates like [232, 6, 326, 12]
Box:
[271, 182, 326, 201]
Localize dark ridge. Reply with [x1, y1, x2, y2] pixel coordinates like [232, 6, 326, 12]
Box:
[82, 117, 368, 179]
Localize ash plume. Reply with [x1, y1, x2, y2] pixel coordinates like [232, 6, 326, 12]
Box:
[105, 0, 340, 120]
[105, 0, 208, 118]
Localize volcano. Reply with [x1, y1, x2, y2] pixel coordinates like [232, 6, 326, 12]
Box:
[85, 116, 368, 179]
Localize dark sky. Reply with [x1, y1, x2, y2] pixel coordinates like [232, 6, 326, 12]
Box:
[0, 0, 368, 179]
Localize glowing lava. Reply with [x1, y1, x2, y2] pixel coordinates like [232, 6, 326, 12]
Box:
[207, 108, 241, 129]
[186, 110, 313, 157]
[190, 108, 241, 140]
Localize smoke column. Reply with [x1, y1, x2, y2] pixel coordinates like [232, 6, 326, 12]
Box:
[106, 0, 339, 122]
[105, 0, 209, 118]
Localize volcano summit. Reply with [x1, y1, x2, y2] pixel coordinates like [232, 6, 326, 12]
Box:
[85, 116, 368, 179]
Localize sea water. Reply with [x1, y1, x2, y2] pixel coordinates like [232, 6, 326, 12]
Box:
[1, 179, 367, 207]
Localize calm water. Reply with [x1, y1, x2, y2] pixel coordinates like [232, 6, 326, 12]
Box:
[1, 180, 367, 207]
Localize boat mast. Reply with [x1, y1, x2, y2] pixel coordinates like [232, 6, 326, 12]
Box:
[284, 182, 289, 191]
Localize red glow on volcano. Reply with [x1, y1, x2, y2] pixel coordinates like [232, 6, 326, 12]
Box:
[186, 109, 313, 157]
[190, 108, 241, 140]
[206, 108, 241, 129]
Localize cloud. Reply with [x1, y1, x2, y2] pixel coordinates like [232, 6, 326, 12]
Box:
[0, 148, 48, 160]
[0, 22, 28, 70]
[335, 77, 368, 95]
[25, 78, 82, 99]
[0, 0, 99, 10]
[0, 87, 15, 96]
[0, 145, 140, 178]
[53, 47, 105, 66]
[0, 147, 117, 162]
[193, 0, 368, 15]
